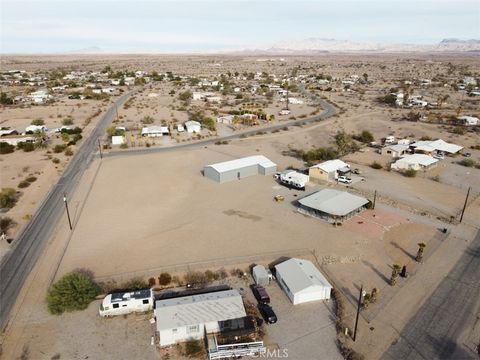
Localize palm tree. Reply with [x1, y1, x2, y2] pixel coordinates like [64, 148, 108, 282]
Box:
[416, 242, 426, 262]
[33, 131, 48, 149]
[390, 264, 401, 286]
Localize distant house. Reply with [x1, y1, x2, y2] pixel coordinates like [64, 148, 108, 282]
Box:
[111, 135, 125, 145]
[154, 289, 246, 347]
[458, 116, 479, 126]
[0, 129, 19, 137]
[216, 115, 235, 125]
[25, 125, 47, 133]
[391, 154, 438, 171]
[275, 258, 332, 305]
[309, 159, 351, 183]
[279, 110, 290, 115]
[0, 136, 34, 146]
[185, 120, 201, 133]
[381, 144, 409, 158]
[141, 126, 169, 137]
[30, 90, 50, 104]
[410, 139, 463, 155]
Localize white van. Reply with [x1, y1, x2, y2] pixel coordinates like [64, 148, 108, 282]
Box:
[99, 288, 154, 317]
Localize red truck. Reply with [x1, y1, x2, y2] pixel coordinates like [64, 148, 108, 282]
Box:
[252, 285, 270, 304]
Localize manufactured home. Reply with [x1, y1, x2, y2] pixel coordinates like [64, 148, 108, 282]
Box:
[99, 288, 154, 317]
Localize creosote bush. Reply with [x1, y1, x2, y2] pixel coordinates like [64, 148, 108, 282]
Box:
[46, 271, 99, 314]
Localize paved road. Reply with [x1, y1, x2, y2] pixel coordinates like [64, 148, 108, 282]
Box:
[381, 229, 480, 360]
[104, 91, 337, 158]
[0, 91, 134, 329]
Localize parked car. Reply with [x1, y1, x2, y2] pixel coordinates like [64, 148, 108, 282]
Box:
[251, 285, 270, 304]
[337, 176, 352, 184]
[258, 303, 277, 324]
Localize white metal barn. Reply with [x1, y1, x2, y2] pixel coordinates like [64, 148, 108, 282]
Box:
[203, 155, 277, 183]
[154, 289, 246, 347]
[275, 258, 332, 305]
[99, 288, 154, 317]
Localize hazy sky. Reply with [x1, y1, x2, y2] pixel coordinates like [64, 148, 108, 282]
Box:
[1, 0, 479, 53]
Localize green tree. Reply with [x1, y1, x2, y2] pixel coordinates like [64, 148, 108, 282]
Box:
[353, 130, 374, 143]
[0, 188, 17, 209]
[46, 271, 100, 314]
[141, 116, 154, 125]
[0, 92, 14, 105]
[390, 264, 401, 286]
[0, 216, 16, 235]
[335, 131, 359, 155]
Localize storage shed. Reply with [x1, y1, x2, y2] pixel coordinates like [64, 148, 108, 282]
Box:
[204, 155, 277, 183]
[275, 258, 332, 305]
[252, 265, 270, 286]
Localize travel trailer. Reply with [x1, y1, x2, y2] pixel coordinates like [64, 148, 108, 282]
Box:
[99, 288, 154, 317]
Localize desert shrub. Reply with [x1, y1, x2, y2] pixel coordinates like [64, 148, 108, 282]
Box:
[0, 188, 17, 208]
[46, 271, 99, 314]
[18, 180, 30, 188]
[431, 175, 441, 182]
[148, 277, 156, 286]
[141, 115, 154, 124]
[204, 269, 218, 281]
[230, 268, 244, 278]
[64, 148, 73, 156]
[61, 127, 82, 135]
[25, 176, 37, 183]
[184, 271, 208, 286]
[31, 118, 45, 126]
[217, 268, 228, 279]
[122, 277, 148, 290]
[53, 144, 67, 153]
[452, 126, 465, 135]
[471, 144, 480, 150]
[62, 117, 74, 126]
[52, 157, 60, 164]
[352, 130, 374, 143]
[120, 143, 128, 149]
[365, 200, 373, 209]
[370, 161, 383, 169]
[158, 272, 172, 286]
[18, 142, 35, 152]
[0, 216, 16, 235]
[404, 168, 417, 177]
[184, 339, 202, 356]
[377, 94, 396, 105]
[458, 159, 476, 168]
[0, 142, 15, 154]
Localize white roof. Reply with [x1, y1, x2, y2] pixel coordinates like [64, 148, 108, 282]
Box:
[394, 154, 438, 167]
[154, 290, 246, 330]
[275, 258, 332, 295]
[185, 120, 201, 127]
[141, 126, 169, 134]
[384, 144, 409, 153]
[411, 139, 462, 154]
[253, 265, 269, 279]
[206, 155, 276, 173]
[310, 159, 349, 173]
[298, 189, 368, 216]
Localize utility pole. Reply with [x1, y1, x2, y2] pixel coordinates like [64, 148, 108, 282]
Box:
[286, 89, 289, 110]
[373, 190, 377, 209]
[459, 186, 471, 223]
[63, 193, 72, 231]
[115, 104, 119, 122]
[98, 138, 103, 159]
[353, 284, 363, 341]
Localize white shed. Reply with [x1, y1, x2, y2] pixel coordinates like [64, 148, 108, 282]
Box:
[185, 120, 201, 133]
[111, 135, 125, 145]
[275, 258, 332, 305]
[252, 265, 270, 286]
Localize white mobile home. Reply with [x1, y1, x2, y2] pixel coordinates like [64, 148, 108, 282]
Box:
[275, 258, 332, 305]
[391, 154, 438, 171]
[154, 289, 246, 347]
[185, 121, 201, 133]
[99, 288, 154, 317]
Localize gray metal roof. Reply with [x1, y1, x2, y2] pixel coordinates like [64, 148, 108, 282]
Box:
[298, 189, 368, 216]
[154, 289, 246, 330]
[275, 258, 332, 295]
[205, 155, 276, 173]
